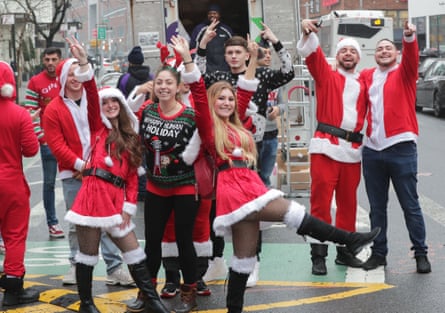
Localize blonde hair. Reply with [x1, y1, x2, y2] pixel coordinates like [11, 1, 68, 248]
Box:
[207, 81, 257, 166]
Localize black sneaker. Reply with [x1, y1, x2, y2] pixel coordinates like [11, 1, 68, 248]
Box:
[160, 282, 179, 298]
[196, 280, 211, 296]
[415, 255, 431, 274]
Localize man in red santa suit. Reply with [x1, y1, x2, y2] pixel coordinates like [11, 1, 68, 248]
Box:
[0, 61, 40, 306]
[297, 19, 367, 275]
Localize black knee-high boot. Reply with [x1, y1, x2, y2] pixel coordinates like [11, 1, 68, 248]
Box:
[76, 263, 100, 313]
[128, 261, 169, 313]
[297, 214, 381, 256]
[226, 269, 249, 313]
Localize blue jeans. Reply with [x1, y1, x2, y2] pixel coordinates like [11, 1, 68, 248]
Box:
[62, 178, 122, 274]
[362, 142, 428, 257]
[259, 136, 278, 187]
[40, 144, 58, 226]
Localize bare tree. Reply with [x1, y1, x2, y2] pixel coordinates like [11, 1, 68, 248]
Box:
[13, 0, 70, 47]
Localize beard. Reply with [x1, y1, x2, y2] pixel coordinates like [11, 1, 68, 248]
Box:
[338, 60, 357, 71]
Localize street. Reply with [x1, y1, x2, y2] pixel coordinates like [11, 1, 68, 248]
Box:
[1, 109, 445, 312]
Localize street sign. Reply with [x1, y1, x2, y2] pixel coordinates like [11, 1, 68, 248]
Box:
[98, 26, 106, 40]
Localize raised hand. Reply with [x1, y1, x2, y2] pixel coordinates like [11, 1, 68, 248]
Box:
[404, 21, 416, 37]
[260, 22, 278, 44]
[301, 19, 321, 35]
[199, 19, 219, 48]
[170, 35, 191, 59]
[66, 36, 88, 64]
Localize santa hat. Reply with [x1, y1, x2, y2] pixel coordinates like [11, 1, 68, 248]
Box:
[0, 61, 16, 99]
[335, 37, 361, 58]
[98, 87, 139, 133]
[98, 87, 144, 174]
[56, 58, 78, 98]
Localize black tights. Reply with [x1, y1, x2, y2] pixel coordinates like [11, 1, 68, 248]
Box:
[144, 192, 199, 284]
[76, 225, 140, 257]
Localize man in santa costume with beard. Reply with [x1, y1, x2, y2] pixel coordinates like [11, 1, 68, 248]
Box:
[297, 19, 367, 275]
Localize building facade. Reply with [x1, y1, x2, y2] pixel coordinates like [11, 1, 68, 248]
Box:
[408, 0, 445, 53]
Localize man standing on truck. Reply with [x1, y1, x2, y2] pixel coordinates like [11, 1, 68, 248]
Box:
[190, 4, 233, 72]
[296, 19, 366, 275]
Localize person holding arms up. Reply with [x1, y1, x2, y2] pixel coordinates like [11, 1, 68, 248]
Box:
[172, 35, 380, 313]
[360, 22, 431, 274]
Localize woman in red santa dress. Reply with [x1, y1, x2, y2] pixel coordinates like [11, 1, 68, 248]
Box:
[63, 37, 168, 313]
[171, 35, 381, 313]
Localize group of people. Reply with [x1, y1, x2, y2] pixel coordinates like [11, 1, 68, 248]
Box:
[0, 5, 431, 313]
[298, 18, 431, 275]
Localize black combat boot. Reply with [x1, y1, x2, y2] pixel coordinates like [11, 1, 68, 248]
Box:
[226, 269, 249, 313]
[335, 246, 363, 267]
[76, 263, 100, 313]
[297, 214, 380, 255]
[127, 261, 169, 313]
[0, 274, 40, 306]
[310, 244, 328, 275]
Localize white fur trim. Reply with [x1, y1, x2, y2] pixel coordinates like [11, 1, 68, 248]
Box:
[122, 247, 146, 265]
[137, 166, 146, 176]
[59, 58, 77, 98]
[123, 201, 137, 216]
[181, 130, 201, 165]
[1, 83, 13, 98]
[74, 64, 94, 82]
[296, 32, 319, 58]
[104, 155, 114, 167]
[181, 65, 201, 84]
[99, 87, 139, 132]
[283, 201, 307, 229]
[335, 37, 361, 58]
[213, 188, 284, 236]
[194, 240, 213, 257]
[127, 87, 146, 112]
[65, 210, 123, 228]
[230, 255, 257, 274]
[237, 75, 259, 92]
[105, 221, 136, 238]
[162, 240, 212, 257]
[75, 252, 99, 266]
[245, 101, 258, 117]
[161, 242, 178, 258]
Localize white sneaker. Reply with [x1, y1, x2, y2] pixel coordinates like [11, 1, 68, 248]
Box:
[62, 264, 77, 285]
[246, 261, 260, 288]
[202, 257, 228, 282]
[106, 266, 135, 286]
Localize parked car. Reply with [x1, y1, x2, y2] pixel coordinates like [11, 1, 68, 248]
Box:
[102, 58, 114, 73]
[418, 57, 437, 78]
[98, 72, 122, 89]
[416, 58, 445, 117]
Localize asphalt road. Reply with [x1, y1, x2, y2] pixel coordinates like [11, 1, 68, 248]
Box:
[2, 104, 445, 312]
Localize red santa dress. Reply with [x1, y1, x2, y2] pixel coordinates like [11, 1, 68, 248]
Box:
[182, 66, 284, 237]
[65, 70, 139, 237]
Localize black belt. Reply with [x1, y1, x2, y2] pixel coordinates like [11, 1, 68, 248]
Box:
[83, 168, 125, 188]
[316, 122, 363, 144]
[218, 160, 249, 172]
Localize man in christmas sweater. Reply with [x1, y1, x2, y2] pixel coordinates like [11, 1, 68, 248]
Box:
[24, 47, 65, 239]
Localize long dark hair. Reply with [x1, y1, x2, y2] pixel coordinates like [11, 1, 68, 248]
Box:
[105, 98, 142, 168]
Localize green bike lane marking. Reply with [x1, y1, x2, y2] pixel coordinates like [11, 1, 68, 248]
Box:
[0, 241, 393, 312]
